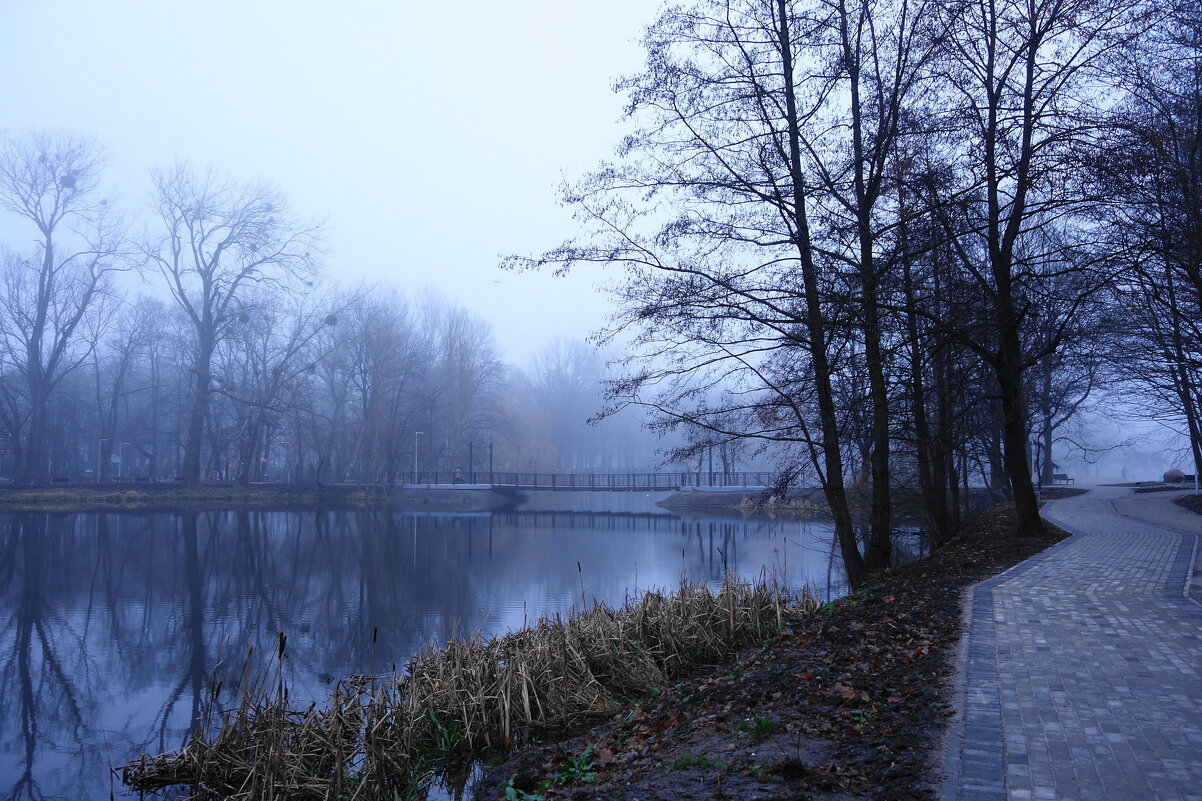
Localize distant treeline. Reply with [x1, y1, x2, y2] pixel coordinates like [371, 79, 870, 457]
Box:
[0, 141, 663, 486]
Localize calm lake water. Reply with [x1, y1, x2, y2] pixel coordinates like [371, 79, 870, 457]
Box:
[0, 494, 863, 800]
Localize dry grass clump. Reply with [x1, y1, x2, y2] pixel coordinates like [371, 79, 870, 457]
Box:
[123, 576, 818, 800]
[397, 578, 808, 755]
[122, 686, 367, 800]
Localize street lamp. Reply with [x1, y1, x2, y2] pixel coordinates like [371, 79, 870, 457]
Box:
[1030, 437, 1042, 501]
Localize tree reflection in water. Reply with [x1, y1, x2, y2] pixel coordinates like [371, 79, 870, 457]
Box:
[1, 515, 86, 800]
[0, 508, 846, 799]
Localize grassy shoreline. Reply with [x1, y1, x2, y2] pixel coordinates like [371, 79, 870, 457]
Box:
[121, 577, 814, 799]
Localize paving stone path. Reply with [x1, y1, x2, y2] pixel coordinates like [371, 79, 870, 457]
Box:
[942, 486, 1202, 801]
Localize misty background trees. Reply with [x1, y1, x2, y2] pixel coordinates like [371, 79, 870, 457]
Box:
[0, 136, 663, 485]
[0, 133, 126, 484]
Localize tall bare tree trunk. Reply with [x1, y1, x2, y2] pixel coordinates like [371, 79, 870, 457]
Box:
[776, 0, 868, 588]
[997, 314, 1044, 537]
[182, 338, 214, 485]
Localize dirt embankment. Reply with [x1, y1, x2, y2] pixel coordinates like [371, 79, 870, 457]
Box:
[1175, 493, 1202, 516]
[662, 486, 1086, 519]
[657, 487, 824, 516]
[475, 504, 1067, 801]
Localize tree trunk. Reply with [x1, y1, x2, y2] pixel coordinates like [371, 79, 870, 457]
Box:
[862, 275, 893, 569]
[1162, 267, 1202, 479]
[236, 416, 264, 487]
[997, 323, 1045, 537]
[903, 258, 951, 546]
[839, 0, 891, 571]
[182, 340, 214, 486]
[1039, 360, 1056, 487]
[20, 380, 50, 485]
[98, 439, 115, 483]
[986, 402, 1007, 493]
[775, 0, 867, 588]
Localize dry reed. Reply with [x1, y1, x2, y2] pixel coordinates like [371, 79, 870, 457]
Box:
[122, 576, 819, 800]
[736, 494, 827, 516]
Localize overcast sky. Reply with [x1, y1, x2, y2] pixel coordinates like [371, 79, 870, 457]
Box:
[0, 0, 658, 362]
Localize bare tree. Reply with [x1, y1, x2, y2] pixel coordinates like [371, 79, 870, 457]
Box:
[528, 339, 607, 470]
[216, 290, 340, 485]
[434, 304, 505, 476]
[337, 290, 432, 482]
[144, 165, 320, 484]
[1095, 0, 1202, 476]
[85, 298, 157, 482]
[0, 132, 126, 484]
[515, 0, 947, 586]
[932, 0, 1142, 535]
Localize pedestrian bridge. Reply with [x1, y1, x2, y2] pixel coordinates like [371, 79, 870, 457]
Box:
[401, 471, 774, 492]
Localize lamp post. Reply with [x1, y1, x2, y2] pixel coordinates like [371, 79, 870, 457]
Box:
[414, 431, 423, 483]
[1030, 437, 1041, 501]
[120, 442, 131, 480]
[1194, 439, 1201, 495]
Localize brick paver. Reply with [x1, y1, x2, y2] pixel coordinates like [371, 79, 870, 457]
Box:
[942, 486, 1202, 801]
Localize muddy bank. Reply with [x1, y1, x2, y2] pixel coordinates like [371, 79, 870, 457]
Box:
[474, 503, 1067, 801]
[1037, 486, 1088, 500]
[661, 485, 1082, 518]
[0, 483, 524, 512]
[658, 487, 824, 515]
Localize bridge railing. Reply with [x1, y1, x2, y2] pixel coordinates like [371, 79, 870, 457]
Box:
[395, 471, 775, 489]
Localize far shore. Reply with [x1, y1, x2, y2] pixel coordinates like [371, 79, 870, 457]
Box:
[0, 480, 1092, 515]
[0, 481, 525, 513]
[659, 484, 1089, 518]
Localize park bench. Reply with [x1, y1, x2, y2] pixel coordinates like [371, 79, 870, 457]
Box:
[1053, 473, 1074, 485]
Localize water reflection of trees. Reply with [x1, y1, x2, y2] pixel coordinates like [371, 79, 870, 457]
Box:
[0, 509, 843, 800]
[0, 515, 88, 800]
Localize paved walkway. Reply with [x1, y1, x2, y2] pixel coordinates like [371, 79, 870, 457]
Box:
[942, 486, 1202, 801]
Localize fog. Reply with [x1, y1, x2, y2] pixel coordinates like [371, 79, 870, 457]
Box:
[2, 1, 1201, 796]
[0, 0, 655, 362]
[1, 1, 1198, 496]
